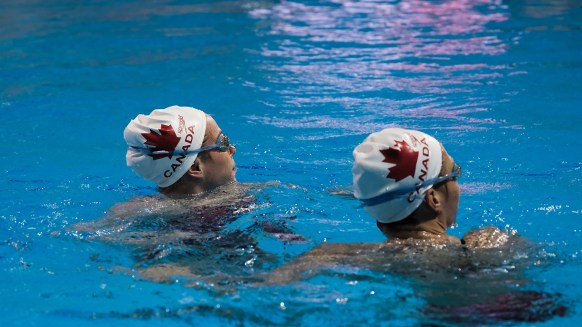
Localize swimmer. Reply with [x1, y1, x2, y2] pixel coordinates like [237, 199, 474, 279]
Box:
[124, 105, 237, 196]
[264, 127, 505, 282]
[260, 128, 567, 323]
[354, 127, 464, 243]
[73, 106, 301, 290]
[75, 105, 248, 233]
[352, 127, 505, 246]
[327, 128, 504, 246]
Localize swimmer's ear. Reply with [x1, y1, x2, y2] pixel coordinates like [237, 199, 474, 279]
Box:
[424, 188, 442, 213]
[185, 159, 203, 179]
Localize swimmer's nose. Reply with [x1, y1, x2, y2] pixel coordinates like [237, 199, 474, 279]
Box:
[229, 144, 236, 156]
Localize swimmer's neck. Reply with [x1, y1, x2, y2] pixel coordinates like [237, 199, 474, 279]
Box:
[160, 181, 238, 198]
[159, 183, 205, 197]
[383, 219, 460, 243]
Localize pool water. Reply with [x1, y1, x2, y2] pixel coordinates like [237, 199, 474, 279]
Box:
[1, 0, 581, 325]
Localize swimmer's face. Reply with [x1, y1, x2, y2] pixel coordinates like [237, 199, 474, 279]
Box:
[437, 148, 461, 228]
[197, 115, 237, 190]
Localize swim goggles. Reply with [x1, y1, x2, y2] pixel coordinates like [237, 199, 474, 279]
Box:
[132, 132, 233, 156]
[190, 132, 232, 154]
[359, 162, 462, 207]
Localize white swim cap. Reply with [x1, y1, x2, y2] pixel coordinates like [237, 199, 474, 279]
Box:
[124, 105, 207, 187]
[352, 128, 442, 223]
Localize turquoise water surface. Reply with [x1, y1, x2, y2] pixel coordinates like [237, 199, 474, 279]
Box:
[1, 0, 581, 325]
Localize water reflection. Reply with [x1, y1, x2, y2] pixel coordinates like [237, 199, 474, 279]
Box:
[520, 0, 579, 19]
[248, 0, 518, 130]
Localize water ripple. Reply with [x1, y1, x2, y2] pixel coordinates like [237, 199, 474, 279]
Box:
[247, 0, 521, 130]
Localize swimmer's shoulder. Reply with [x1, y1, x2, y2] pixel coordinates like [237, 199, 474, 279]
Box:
[308, 241, 422, 262]
[310, 235, 463, 256]
[461, 226, 512, 249]
[386, 232, 461, 246]
[108, 194, 163, 217]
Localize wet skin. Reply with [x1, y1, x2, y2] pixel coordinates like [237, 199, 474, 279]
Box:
[197, 115, 237, 191]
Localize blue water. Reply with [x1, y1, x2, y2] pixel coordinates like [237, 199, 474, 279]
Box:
[1, 0, 581, 325]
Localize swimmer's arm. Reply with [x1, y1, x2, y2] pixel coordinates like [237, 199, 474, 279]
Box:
[74, 196, 156, 231]
[106, 196, 160, 217]
[461, 226, 510, 249]
[328, 186, 355, 198]
[137, 263, 201, 283]
[261, 243, 374, 285]
[260, 244, 334, 285]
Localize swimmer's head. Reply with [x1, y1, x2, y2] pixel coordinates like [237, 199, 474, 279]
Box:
[352, 128, 443, 223]
[124, 105, 207, 187]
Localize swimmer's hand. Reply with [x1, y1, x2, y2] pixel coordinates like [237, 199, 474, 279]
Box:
[328, 187, 355, 198]
[461, 226, 509, 249]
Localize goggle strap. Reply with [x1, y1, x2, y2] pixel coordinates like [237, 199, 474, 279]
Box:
[359, 173, 459, 208]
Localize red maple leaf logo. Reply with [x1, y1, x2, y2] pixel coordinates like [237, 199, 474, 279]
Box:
[142, 124, 181, 160]
[380, 140, 418, 181]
